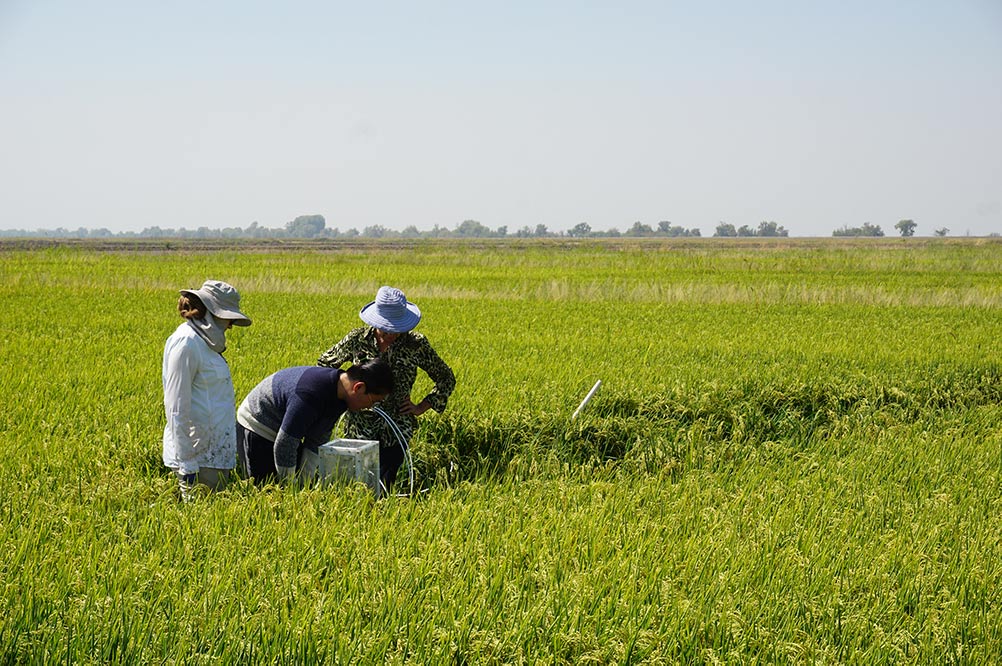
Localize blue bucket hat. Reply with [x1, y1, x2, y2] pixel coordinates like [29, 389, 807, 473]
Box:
[359, 286, 421, 333]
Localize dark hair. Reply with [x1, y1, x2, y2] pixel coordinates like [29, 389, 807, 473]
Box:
[178, 293, 207, 320]
[345, 358, 395, 396]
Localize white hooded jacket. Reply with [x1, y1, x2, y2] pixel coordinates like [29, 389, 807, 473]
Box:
[162, 320, 236, 474]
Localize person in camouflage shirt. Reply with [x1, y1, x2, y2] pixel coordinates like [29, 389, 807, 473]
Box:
[318, 286, 455, 491]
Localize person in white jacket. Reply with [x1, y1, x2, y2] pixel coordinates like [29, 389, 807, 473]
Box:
[162, 280, 251, 500]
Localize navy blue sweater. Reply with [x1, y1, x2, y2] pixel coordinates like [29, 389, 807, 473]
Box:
[237, 366, 347, 470]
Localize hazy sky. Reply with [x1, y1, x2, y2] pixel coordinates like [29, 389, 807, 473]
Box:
[2, 1, 1000, 237]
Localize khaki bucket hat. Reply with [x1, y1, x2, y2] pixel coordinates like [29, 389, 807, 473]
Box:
[180, 280, 252, 326]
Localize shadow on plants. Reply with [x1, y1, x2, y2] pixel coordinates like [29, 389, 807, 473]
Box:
[409, 365, 1002, 489]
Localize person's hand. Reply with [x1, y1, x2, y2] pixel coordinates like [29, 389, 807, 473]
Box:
[398, 398, 430, 416]
[299, 449, 320, 483]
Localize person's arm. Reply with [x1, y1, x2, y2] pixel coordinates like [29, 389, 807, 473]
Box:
[272, 428, 301, 480]
[401, 337, 455, 416]
[272, 393, 320, 480]
[163, 338, 200, 474]
[317, 328, 365, 368]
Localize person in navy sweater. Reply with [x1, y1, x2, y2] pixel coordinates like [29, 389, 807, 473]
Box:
[236, 358, 394, 483]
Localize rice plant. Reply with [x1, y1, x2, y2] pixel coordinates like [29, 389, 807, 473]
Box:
[1, 238, 1000, 663]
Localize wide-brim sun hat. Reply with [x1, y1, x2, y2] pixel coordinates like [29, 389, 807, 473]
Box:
[359, 286, 421, 333]
[180, 280, 252, 326]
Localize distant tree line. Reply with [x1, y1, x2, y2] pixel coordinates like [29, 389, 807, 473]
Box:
[833, 222, 885, 237]
[829, 220, 954, 238]
[0, 216, 703, 240]
[4, 215, 988, 239]
[713, 221, 789, 237]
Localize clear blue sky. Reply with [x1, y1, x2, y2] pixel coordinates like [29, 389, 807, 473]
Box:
[2, 1, 1000, 236]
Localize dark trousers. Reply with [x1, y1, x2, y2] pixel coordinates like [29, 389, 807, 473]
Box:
[237, 423, 280, 482]
[380, 442, 406, 490]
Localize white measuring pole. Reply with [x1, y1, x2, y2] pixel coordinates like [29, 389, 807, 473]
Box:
[571, 380, 602, 420]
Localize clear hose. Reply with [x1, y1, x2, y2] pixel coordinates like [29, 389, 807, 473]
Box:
[370, 406, 415, 497]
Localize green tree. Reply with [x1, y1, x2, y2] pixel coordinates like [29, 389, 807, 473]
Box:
[568, 222, 592, 237]
[285, 214, 326, 238]
[714, 222, 737, 237]
[362, 225, 392, 238]
[757, 221, 789, 237]
[894, 219, 916, 237]
[628, 221, 653, 236]
[455, 219, 492, 237]
[934, 227, 949, 237]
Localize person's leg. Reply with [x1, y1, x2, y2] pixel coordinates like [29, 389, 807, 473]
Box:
[169, 468, 228, 501]
[237, 423, 278, 482]
[379, 443, 405, 492]
[381, 416, 415, 493]
[195, 467, 231, 491]
[236, 423, 253, 478]
[171, 469, 197, 502]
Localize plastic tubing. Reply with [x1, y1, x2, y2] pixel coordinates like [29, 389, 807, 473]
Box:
[371, 406, 415, 496]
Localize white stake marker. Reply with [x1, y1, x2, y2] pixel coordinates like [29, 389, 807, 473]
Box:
[571, 380, 602, 420]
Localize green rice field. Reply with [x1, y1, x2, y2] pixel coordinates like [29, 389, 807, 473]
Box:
[1, 237, 1000, 663]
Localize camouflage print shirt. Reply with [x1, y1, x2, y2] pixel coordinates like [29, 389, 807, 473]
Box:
[316, 327, 455, 446]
